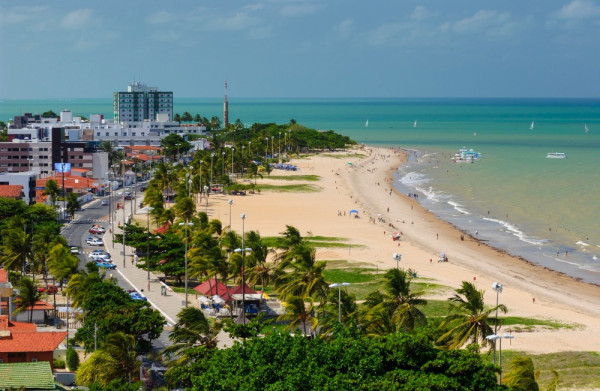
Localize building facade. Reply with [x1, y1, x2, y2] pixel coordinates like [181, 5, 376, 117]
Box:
[113, 82, 173, 122]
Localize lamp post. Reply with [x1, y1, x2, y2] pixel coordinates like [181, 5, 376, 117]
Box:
[271, 136, 274, 160]
[222, 151, 225, 178]
[228, 199, 233, 230]
[234, 214, 251, 324]
[142, 206, 154, 291]
[486, 333, 514, 384]
[278, 132, 281, 163]
[204, 185, 209, 214]
[179, 221, 194, 307]
[121, 161, 127, 269]
[210, 152, 215, 192]
[393, 253, 402, 269]
[231, 148, 235, 176]
[328, 282, 350, 323]
[265, 137, 269, 161]
[491, 282, 504, 365]
[241, 146, 245, 176]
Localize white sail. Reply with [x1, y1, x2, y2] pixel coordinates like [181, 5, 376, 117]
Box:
[585, 124, 589, 133]
[413, 120, 417, 128]
[530, 121, 535, 130]
[365, 119, 369, 127]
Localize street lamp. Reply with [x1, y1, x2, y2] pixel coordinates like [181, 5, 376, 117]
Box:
[492, 281, 504, 365]
[486, 333, 514, 384]
[210, 152, 215, 191]
[265, 137, 269, 161]
[222, 151, 225, 178]
[241, 146, 245, 176]
[142, 206, 154, 291]
[231, 148, 235, 176]
[278, 132, 281, 163]
[228, 199, 233, 230]
[271, 136, 274, 160]
[328, 282, 350, 323]
[234, 213, 251, 323]
[179, 221, 194, 307]
[393, 253, 402, 269]
[204, 185, 209, 214]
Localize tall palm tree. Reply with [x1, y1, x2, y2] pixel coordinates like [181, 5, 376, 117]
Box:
[14, 276, 42, 323]
[66, 192, 81, 220]
[503, 356, 540, 391]
[277, 296, 318, 337]
[163, 307, 221, 360]
[275, 225, 303, 264]
[274, 242, 328, 304]
[43, 179, 60, 210]
[437, 281, 508, 350]
[365, 268, 427, 333]
[101, 332, 140, 384]
[174, 196, 195, 222]
[47, 243, 80, 287]
[67, 268, 104, 309]
[1, 228, 32, 274]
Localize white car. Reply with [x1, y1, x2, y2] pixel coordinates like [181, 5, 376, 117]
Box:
[89, 238, 104, 246]
[86, 236, 98, 245]
[101, 200, 109, 206]
[70, 246, 80, 254]
[90, 253, 110, 261]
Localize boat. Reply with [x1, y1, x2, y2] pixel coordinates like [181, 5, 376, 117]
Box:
[585, 124, 589, 133]
[546, 152, 566, 159]
[365, 119, 369, 127]
[452, 147, 481, 163]
[413, 120, 417, 128]
[530, 121, 535, 130]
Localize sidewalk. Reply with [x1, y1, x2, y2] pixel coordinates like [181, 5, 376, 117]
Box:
[102, 194, 183, 326]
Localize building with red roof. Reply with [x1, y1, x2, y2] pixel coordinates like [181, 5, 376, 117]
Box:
[0, 185, 23, 200]
[0, 315, 66, 369]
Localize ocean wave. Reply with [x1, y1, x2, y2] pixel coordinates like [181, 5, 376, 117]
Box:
[399, 172, 429, 186]
[576, 240, 589, 247]
[416, 186, 450, 204]
[447, 200, 470, 215]
[483, 217, 547, 246]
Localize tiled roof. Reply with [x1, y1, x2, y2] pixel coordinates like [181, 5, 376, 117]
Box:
[0, 185, 23, 198]
[21, 300, 54, 311]
[0, 315, 66, 353]
[0, 361, 56, 390]
[129, 145, 162, 151]
[0, 268, 7, 283]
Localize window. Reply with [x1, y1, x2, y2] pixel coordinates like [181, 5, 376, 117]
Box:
[97, 132, 100, 136]
[31, 358, 38, 362]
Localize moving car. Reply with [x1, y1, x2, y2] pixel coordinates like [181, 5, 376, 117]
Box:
[130, 292, 147, 301]
[89, 238, 104, 246]
[96, 261, 116, 270]
[86, 236, 98, 245]
[101, 199, 109, 206]
[90, 252, 110, 261]
[70, 246, 79, 254]
[89, 225, 106, 234]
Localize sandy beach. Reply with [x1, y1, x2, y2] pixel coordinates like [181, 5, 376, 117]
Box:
[205, 146, 600, 354]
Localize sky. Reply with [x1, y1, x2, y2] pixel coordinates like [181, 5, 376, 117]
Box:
[1, 0, 600, 99]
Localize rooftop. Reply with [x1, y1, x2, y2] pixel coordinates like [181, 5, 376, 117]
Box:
[0, 185, 23, 198]
[0, 361, 56, 390]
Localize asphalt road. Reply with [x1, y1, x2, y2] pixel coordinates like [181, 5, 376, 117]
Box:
[61, 191, 171, 349]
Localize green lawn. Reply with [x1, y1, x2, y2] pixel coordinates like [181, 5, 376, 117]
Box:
[483, 351, 600, 389]
[256, 184, 321, 192]
[264, 175, 320, 181]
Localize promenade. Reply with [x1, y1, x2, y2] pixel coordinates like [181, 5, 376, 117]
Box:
[101, 193, 181, 327]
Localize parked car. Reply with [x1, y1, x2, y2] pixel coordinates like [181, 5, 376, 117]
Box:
[96, 261, 116, 270]
[89, 225, 106, 234]
[124, 192, 132, 200]
[90, 252, 110, 261]
[86, 236, 98, 245]
[89, 238, 104, 246]
[70, 246, 79, 254]
[130, 292, 147, 301]
[101, 199, 109, 206]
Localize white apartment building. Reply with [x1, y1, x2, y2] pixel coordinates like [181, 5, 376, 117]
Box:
[113, 82, 173, 122]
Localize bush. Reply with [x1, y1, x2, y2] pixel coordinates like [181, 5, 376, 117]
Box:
[66, 347, 80, 371]
[53, 359, 66, 369]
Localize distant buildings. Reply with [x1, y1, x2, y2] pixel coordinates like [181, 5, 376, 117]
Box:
[114, 81, 173, 122]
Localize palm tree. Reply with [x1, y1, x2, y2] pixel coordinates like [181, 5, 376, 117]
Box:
[277, 296, 318, 337]
[14, 276, 42, 323]
[101, 332, 140, 384]
[437, 281, 508, 350]
[503, 356, 540, 391]
[1, 228, 32, 274]
[365, 268, 427, 333]
[174, 196, 195, 222]
[66, 192, 81, 220]
[275, 225, 303, 265]
[67, 268, 104, 308]
[274, 242, 329, 304]
[43, 179, 60, 210]
[47, 243, 80, 287]
[163, 307, 221, 360]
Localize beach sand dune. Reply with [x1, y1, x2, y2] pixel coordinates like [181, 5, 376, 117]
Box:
[207, 146, 600, 353]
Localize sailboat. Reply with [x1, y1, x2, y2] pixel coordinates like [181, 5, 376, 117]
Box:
[530, 121, 535, 130]
[365, 119, 369, 127]
[413, 120, 417, 128]
[585, 124, 589, 133]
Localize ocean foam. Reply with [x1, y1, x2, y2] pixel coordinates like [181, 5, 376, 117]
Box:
[448, 200, 470, 215]
[400, 172, 429, 186]
[483, 217, 547, 246]
[576, 240, 589, 247]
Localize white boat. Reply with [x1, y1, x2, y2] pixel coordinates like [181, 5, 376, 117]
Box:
[365, 119, 369, 127]
[530, 121, 535, 130]
[413, 120, 417, 128]
[546, 152, 566, 159]
[452, 147, 481, 163]
[585, 124, 589, 133]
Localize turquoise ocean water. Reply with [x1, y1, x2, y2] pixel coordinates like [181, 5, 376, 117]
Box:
[2, 98, 599, 283]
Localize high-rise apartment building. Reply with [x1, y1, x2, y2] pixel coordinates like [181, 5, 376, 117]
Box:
[113, 82, 173, 122]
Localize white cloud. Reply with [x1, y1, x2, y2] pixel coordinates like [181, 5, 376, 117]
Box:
[451, 10, 510, 33]
[553, 0, 600, 20]
[364, 23, 406, 46]
[335, 18, 354, 38]
[411, 5, 434, 21]
[60, 9, 94, 30]
[146, 11, 176, 25]
[280, 3, 320, 17]
[0, 6, 48, 25]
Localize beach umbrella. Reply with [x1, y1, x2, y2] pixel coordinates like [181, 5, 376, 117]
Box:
[349, 209, 359, 215]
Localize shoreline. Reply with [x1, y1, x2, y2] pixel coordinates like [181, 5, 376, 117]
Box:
[206, 145, 600, 353]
